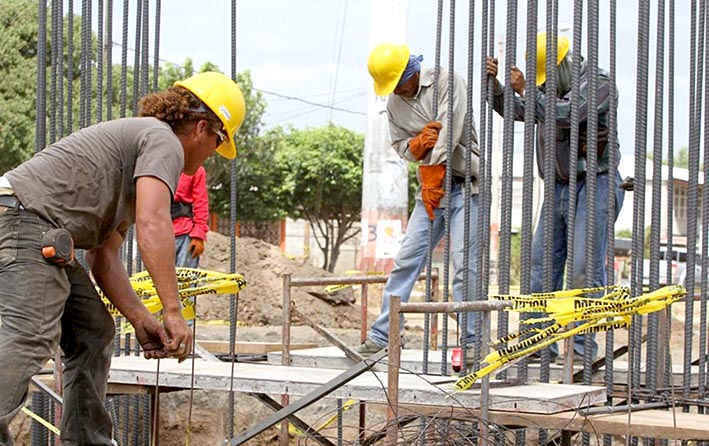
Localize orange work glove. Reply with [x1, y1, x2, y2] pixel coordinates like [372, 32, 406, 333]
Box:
[188, 238, 204, 258]
[408, 121, 443, 160]
[418, 164, 447, 220]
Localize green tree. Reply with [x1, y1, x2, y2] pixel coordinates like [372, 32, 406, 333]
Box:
[234, 126, 289, 221]
[616, 228, 632, 239]
[2, 3, 274, 229]
[0, 0, 41, 172]
[509, 232, 521, 286]
[648, 146, 694, 170]
[277, 124, 365, 272]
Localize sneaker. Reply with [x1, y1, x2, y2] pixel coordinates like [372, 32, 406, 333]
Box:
[355, 338, 385, 356]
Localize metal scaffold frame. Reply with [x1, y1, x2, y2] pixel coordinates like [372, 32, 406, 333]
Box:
[25, 0, 709, 444]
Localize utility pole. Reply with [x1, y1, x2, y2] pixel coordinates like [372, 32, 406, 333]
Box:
[357, 0, 408, 273]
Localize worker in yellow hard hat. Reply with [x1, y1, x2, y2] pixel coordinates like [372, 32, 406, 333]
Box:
[485, 32, 624, 366]
[359, 43, 482, 372]
[533, 32, 571, 87]
[0, 71, 245, 443]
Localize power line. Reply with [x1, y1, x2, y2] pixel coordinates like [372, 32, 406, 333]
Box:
[258, 89, 366, 116]
[268, 91, 366, 125]
[110, 40, 367, 116]
[328, 0, 349, 121]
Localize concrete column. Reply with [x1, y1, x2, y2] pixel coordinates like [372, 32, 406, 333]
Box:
[358, 0, 409, 273]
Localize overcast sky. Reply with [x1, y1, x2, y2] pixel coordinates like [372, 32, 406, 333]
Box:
[82, 0, 693, 159]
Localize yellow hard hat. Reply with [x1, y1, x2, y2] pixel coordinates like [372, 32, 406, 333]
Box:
[367, 43, 410, 96]
[174, 72, 245, 159]
[532, 32, 570, 86]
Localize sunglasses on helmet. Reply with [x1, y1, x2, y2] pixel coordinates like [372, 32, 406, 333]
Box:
[214, 128, 227, 146]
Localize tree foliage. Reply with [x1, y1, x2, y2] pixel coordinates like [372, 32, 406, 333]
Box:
[0, 0, 41, 173]
[1, 3, 364, 273]
[277, 124, 364, 272]
[647, 146, 695, 170]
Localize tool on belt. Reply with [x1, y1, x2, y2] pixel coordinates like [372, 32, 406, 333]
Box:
[42, 228, 74, 267]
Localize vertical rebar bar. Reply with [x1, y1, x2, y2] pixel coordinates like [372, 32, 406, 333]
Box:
[228, 0, 240, 440]
[683, 0, 704, 409]
[36, 0, 47, 154]
[583, 0, 601, 399]
[498, 0, 518, 379]
[153, 0, 161, 92]
[96, 0, 104, 123]
[563, 0, 583, 387]
[604, 3, 620, 443]
[105, 0, 113, 122]
[647, 0, 667, 400]
[49, 0, 58, 144]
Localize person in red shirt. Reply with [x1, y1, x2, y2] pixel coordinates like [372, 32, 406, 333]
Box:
[172, 166, 209, 268]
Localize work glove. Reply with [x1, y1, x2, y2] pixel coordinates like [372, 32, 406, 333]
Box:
[408, 121, 442, 160]
[189, 238, 204, 258]
[418, 164, 447, 220]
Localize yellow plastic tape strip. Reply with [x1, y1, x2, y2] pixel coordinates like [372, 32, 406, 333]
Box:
[289, 399, 357, 436]
[101, 268, 247, 318]
[324, 284, 353, 294]
[21, 407, 60, 436]
[454, 285, 685, 390]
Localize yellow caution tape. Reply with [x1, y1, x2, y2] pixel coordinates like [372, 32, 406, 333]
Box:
[344, 269, 386, 276]
[454, 285, 685, 390]
[21, 407, 60, 436]
[289, 399, 357, 436]
[101, 268, 247, 331]
[323, 284, 353, 294]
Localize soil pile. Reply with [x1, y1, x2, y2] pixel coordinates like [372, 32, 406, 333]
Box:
[197, 231, 363, 329]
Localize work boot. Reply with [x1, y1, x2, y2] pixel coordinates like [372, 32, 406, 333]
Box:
[355, 338, 385, 356]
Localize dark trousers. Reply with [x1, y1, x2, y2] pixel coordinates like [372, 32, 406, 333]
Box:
[0, 207, 115, 445]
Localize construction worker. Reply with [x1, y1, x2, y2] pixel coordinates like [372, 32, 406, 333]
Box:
[0, 72, 245, 445]
[357, 43, 480, 366]
[172, 167, 210, 269]
[486, 33, 624, 363]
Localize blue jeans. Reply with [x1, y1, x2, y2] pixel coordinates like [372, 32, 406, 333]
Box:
[0, 207, 115, 445]
[529, 170, 625, 358]
[369, 182, 479, 348]
[175, 234, 199, 268]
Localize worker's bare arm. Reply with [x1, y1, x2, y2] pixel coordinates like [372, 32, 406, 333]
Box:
[86, 231, 169, 359]
[135, 175, 192, 361]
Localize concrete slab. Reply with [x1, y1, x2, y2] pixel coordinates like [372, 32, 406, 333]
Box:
[108, 356, 606, 414]
[269, 347, 700, 385]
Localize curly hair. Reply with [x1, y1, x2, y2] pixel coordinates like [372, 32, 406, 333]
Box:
[138, 86, 222, 134]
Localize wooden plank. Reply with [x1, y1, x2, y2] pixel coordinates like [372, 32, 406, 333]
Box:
[384, 404, 709, 441]
[107, 356, 605, 414]
[195, 340, 319, 355]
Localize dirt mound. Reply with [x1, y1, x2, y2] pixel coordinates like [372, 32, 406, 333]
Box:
[197, 231, 362, 329]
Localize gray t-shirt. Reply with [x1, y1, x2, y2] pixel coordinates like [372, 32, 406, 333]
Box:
[6, 117, 184, 249]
